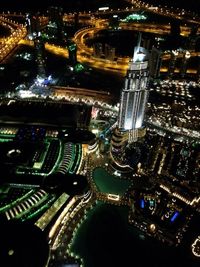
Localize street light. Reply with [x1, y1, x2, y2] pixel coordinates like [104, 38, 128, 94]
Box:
[185, 51, 191, 59]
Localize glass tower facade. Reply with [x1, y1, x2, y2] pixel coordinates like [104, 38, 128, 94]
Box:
[118, 38, 149, 142]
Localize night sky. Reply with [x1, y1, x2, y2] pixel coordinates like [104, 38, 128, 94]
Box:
[0, 0, 199, 13]
[143, 0, 200, 11]
[0, 0, 129, 12]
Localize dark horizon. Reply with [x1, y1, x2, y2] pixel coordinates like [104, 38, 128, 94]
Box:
[0, 0, 130, 13]
[0, 0, 199, 13]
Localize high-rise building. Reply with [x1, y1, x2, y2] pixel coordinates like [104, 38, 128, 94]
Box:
[118, 33, 149, 143]
[26, 13, 40, 39]
[180, 50, 191, 78]
[168, 50, 178, 78]
[34, 35, 46, 80]
[104, 43, 116, 61]
[67, 40, 77, 66]
[93, 43, 104, 58]
[47, 6, 65, 42]
[149, 47, 162, 79]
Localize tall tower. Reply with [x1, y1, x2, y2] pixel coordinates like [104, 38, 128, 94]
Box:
[47, 6, 64, 42]
[26, 13, 40, 39]
[67, 40, 77, 66]
[149, 46, 162, 79]
[118, 33, 149, 143]
[34, 34, 46, 82]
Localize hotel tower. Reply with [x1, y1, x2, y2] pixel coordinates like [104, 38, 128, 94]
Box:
[118, 33, 149, 143]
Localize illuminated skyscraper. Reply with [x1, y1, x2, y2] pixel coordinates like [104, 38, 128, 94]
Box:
[66, 40, 77, 66]
[118, 33, 149, 143]
[149, 46, 162, 79]
[26, 13, 40, 39]
[34, 35, 46, 81]
[47, 6, 65, 42]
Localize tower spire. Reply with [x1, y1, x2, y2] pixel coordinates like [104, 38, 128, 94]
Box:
[133, 32, 142, 62]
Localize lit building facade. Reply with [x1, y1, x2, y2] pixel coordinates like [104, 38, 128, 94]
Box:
[67, 40, 77, 66]
[118, 34, 149, 142]
[34, 35, 46, 81]
[149, 46, 162, 79]
[26, 13, 40, 39]
[47, 6, 64, 41]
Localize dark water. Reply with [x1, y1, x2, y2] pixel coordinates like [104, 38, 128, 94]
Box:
[70, 202, 200, 267]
